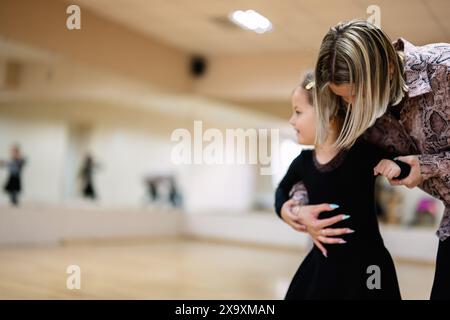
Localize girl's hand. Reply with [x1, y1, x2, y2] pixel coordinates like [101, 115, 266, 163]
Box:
[280, 199, 307, 233]
[387, 155, 423, 188]
[373, 159, 401, 180]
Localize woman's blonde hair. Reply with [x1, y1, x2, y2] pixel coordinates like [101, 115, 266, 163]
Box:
[313, 19, 408, 149]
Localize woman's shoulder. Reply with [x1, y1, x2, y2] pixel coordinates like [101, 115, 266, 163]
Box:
[399, 38, 450, 95]
[396, 38, 450, 66]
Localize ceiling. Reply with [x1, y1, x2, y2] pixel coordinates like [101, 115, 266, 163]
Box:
[71, 0, 450, 55]
[3, 0, 450, 121]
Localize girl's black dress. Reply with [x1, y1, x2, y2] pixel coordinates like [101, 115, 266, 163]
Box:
[4, 158, 25, 192]
[276, 140, 410, 300]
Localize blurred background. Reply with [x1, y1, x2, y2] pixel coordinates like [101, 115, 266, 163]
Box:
[0, 0, 448, 299]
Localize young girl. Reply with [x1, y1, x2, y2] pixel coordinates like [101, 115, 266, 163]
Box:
[277, 71, 410, 299]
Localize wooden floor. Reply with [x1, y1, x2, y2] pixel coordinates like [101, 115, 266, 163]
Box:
[0, 238, 435, 300]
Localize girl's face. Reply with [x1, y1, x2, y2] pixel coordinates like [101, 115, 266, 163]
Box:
[11, 146, 20, 159]
[289, 88, 316, 145]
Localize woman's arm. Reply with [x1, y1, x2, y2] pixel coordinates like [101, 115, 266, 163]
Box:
[362, 111, 418, 157]
[418, 152, 450, 181]
[387, 155, 424, 188]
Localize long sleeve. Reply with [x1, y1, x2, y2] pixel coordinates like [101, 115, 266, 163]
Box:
[362, 111, 418, 157]
[361, 140, 411, 180]
[274, 153, 304, 218]
[418, 152, 450, 181]
[392, 160, 411, 180]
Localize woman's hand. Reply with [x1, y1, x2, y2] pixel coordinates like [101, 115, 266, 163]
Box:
[297, 204, 352, 257]
[387, 155, 423, 188]
[281, 201, 353, 257]
[373, 159, 401, 179]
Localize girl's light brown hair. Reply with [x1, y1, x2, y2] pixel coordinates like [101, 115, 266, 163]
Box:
[313, 19, 408, 149]
[297, 70, 315, 105]
[295, 70, 345, 143]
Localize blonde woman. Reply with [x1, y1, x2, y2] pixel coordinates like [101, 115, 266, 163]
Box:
[275, 19, 450, 300]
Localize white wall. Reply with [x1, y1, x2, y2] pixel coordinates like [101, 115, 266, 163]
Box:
[0, 115, 183, 208]
[179, 163, 256, 213]
[87, 125, 175, 207]
[0, 205, 182, 245]
[86, 124, 259, 212]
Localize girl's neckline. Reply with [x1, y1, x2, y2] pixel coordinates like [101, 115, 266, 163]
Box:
[311, 147, 348, 172]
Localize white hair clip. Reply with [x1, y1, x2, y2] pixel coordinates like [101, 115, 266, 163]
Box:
[305, 81, 315, 90]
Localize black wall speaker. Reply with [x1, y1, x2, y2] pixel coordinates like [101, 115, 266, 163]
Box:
[4, 61, 22, 89]
[190, 55, 207, 78]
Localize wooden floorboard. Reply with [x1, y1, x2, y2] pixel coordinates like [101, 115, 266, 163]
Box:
[0, 238, 435, 300]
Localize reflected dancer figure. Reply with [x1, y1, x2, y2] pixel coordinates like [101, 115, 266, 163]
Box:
[1, 144, 26, 206]
[79, 154, 99, 200]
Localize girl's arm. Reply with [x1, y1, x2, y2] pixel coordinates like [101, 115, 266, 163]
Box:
[274, 154, 304, 218]
[374, 158, 411, 180]
[364, 140, 411, 180]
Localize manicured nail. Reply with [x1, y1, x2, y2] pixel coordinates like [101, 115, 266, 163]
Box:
[323, 252, 327, 258]
[342, 215, 351, 220]
[339, 240, 347, 244]
[347, 229, 355, 233]
[330, 204, 339, 209]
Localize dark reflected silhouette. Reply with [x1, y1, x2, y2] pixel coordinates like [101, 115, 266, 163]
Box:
[144, 174, 182, 209]
[1, 145, 26, 206]
[79, 154, 99, 200]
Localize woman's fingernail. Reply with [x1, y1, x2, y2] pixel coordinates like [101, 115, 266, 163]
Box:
[339, 240, 347, 244]
[342, 215, 351, 220]
[347, 229, 355, 233]
[330, 204, 339, 209]
[323, 252, 327, 258]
